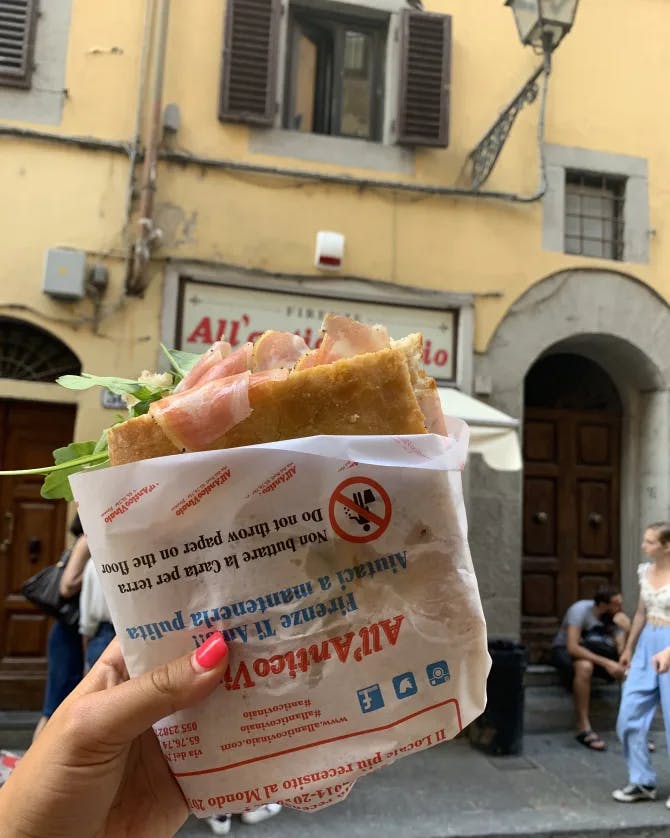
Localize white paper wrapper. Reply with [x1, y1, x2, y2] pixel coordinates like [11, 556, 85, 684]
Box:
[71, 422, 490, 817]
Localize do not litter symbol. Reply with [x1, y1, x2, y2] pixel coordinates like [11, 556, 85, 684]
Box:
[328, 476, 392, 543]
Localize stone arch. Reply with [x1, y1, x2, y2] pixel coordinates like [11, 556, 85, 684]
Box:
[481, 269, 670, 418]
[473, 269, 670, 634]
[0, 316, 81, 381]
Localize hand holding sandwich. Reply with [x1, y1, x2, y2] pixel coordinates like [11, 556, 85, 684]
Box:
[0, 633, 229, 838]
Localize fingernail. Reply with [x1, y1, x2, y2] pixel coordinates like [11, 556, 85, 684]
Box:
[193, 633, 228, 672]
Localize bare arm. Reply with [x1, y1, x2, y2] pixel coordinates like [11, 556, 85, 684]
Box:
[613, 611, 631, 654]
[566, 624, 625, 680]
[59, 535, 90, 598]
[565, 624, 619, 670]
[620, 596, 646, 668]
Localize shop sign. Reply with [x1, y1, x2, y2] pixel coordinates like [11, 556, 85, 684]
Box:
[178, 280, 457, 383]
[101, 389, 126, 410]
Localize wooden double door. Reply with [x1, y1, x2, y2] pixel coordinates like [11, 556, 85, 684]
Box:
[0, 399, 76, 708]
[522, 408, 621, 663]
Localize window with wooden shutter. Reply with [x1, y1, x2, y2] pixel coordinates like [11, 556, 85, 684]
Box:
[219, 0, 281, 126]
[0, 0, 38, 89]
[397, 9, 451, 148]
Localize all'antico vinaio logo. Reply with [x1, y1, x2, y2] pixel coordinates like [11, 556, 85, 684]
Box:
[102, 483, 159, 523]
[223, 615, 404, 691]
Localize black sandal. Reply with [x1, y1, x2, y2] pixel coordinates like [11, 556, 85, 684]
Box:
[576, 730, 607, 751]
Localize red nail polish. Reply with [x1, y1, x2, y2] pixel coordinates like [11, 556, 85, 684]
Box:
[194, 633, 228, 670]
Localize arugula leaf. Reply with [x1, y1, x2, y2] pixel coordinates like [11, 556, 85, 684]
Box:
[57, 374, 143, 395]
[53, 440, 98, 466]
[0, 450, 107, 478]
[161, 345, 203, 378]
[128, 385, 160, 401]
[41, 468, 75, 501]
[4, 349, 190, 499]
[41, 456, 110, 501]
[1, 434, 112, 501]
[93, 428, 109, 454]
[58, 375, 168, 407]
[129, 391, 165, 418]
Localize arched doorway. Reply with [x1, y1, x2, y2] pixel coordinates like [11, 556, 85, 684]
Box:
[522, 353, 623, 663]
[471, 269, 670, 644]
[0, 317, 81, 709]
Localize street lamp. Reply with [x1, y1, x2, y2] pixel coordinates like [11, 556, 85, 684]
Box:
[505, 0, 579, 55]
[467, 0, 580, 189]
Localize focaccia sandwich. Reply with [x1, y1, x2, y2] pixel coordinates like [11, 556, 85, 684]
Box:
[108, 314, 446, 467]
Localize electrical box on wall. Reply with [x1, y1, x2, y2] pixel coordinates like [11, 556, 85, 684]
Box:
[43, 248, 87, 299]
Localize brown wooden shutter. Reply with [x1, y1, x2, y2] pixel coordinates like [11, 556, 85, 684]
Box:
[397, 9, 451, 148]
[219, 0, 281, 126]
[0, 0, 38, 89]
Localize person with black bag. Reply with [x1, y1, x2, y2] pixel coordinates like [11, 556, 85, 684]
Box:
[31, 515, 91, 740]
[551, 586, 630, 751]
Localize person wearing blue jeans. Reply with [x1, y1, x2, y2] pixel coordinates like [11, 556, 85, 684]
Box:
[33, 517, 90, 740]
[86, 620, 116, 668]
[613, 522, 670, 805]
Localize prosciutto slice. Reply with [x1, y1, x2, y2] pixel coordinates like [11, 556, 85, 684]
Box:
[151, 371, 252, 451]
[154, 315, 401, 450]
[253, 331, 309, 371]
[174, 341, 232, 393]
[150, 368, 289, 451]
[416, 387, 448, 436]
[193, 343, 253, 388]
[297, 314, 389, 370]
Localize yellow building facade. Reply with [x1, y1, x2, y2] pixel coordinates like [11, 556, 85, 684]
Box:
[1, 0, 668, 704]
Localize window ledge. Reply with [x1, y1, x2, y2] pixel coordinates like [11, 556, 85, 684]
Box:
[248, 128, 415, 176]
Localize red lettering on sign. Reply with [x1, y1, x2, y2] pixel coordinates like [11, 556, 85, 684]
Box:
[422, 339, 449, 368]
[187, 317, 214, 344]
[434, 349, 448, 367]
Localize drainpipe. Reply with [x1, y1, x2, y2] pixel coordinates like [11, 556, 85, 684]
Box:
[126, 0, 170, 296]
[124, 0, 155, 229]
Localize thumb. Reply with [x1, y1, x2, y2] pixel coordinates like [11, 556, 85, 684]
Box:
[81, 632, 229, 745]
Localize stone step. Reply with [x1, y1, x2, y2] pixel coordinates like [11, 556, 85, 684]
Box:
[524, 682, 664, 734]
[524, 663, 561, 687]
[0, 712, 39, 751]
[0, 711, 40, 731]
[524, 683, 619, 732]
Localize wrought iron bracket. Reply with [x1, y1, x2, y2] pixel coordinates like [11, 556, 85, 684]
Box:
[468, 64, 544, 190]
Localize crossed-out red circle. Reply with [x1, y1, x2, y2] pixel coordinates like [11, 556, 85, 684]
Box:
[328, 476, 392, 543]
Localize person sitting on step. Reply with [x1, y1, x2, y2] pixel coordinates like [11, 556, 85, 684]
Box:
[551, 586, 630, 751]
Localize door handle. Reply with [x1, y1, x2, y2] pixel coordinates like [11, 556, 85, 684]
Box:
[0, 512, 14, 553]
[588, 513, 603, 527]
[533, 511, 548, 524]
[28, 537, 42, 564]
